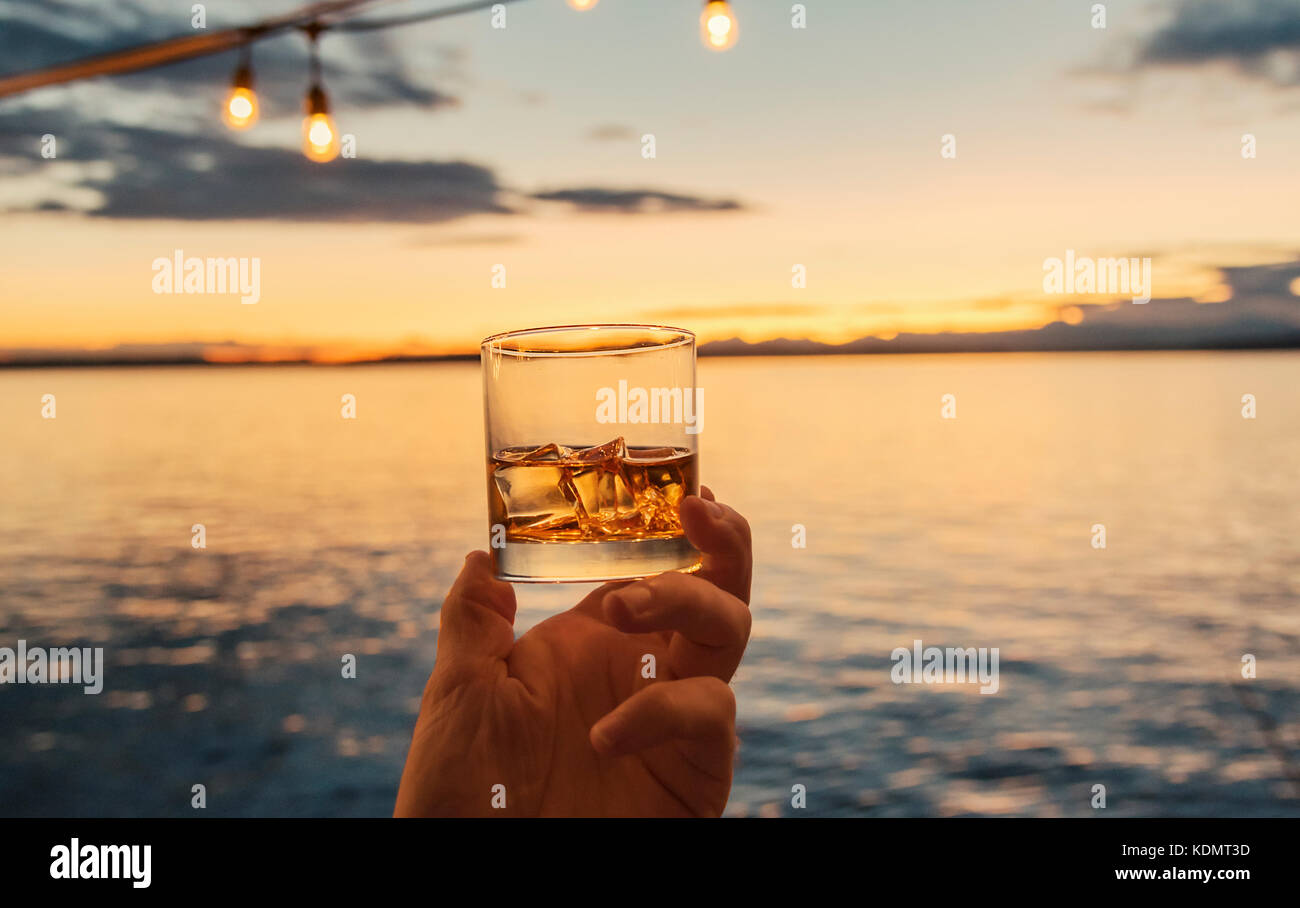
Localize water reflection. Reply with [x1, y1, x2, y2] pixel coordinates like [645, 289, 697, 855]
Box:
[0, 354, 1297, 816]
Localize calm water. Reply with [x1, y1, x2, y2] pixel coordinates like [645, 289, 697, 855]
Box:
[1, 353, 1297, 817]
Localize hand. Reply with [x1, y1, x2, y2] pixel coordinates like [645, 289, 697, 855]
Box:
[394, 487, 752, 817]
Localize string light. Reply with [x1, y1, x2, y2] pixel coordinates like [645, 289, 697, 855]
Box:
[700, 0, 737, 52]
[221, 47, 259, 130]
[4, 1, 747, 102]
[303, 88, 341, 162]
[301, 26, 340, 163]
[213, 2, 743, 155]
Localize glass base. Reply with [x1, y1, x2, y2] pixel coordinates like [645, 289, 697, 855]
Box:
[492, 535, 702, 583]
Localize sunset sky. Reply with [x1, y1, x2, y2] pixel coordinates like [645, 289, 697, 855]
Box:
[3, 0, 1300, 360]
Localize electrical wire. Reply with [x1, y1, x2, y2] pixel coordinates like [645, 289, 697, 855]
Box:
[331, 0, 531, 33]
[0, 0, 529, 99]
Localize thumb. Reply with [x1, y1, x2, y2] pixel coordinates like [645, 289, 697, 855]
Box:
[434, 551, 517, 675]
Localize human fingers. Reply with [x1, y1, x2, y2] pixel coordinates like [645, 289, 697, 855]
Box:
[434, 551, 517, 678]
[603, 571, 750, 680]
[681, 488, 752, 604]
[589, 675, 736, 781]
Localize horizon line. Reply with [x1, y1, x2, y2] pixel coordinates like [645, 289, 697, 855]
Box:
[3, 339, 1299, 369]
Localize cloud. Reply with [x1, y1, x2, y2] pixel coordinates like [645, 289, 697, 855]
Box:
[1220, 257, 1300, 295]
[0, 105, 746, 221]
[0, 106, 514, 222]
[404, 231, 525, 247]
[1048, 257, 1300, 343]
[9, 256, 1300, 365]
[0, 1, 749, 222]
[585, 124, 638, 142]
[1134, 0, 1300, 85]
[530, 187, 743, 213]
[646, 303, 829, 321]
[644, 302, 906, 321]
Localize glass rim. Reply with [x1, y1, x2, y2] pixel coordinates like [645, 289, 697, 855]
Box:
[480, 323, 695, 357]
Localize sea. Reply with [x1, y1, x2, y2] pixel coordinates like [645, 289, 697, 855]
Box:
[1, 351, 1297, 816]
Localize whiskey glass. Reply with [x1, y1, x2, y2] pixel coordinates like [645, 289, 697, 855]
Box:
[481, 324, 702, 582]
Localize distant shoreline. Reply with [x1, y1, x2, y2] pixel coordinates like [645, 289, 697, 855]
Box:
[2, 341, 1298, 369]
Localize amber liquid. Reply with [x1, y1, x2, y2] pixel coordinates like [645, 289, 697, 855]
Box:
[486, 438, 700, 581]
[489, 437, 697, 540]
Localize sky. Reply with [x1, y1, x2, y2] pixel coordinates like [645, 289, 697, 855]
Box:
[2, 0, 1300, 360]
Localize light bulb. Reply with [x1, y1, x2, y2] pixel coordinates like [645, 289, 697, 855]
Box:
[221, 65, 258, 130]
[700, 1, 737, 51]
[303, 112, 339, 162]
[566, 0, 598, 9]
[302, 85, 340, 163]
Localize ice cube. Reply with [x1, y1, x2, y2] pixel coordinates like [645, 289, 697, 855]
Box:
[567, 461, 641, 535]
[493, 462, 579, 534]
[569, 437, 627, 464]
[491, 438, 686, 541]
[624, 445, 680, 462]
[498, 442, 574, 463]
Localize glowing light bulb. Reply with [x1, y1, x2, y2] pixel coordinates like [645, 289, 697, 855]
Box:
[566, 0, 598, 9]
[221, 65, 258, 130]
[302, 86, 340, 163]
[303, 113, 339, 162]
[701, 1, 737, 51]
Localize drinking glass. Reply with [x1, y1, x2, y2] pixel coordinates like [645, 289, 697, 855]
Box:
[481, 324, 703, 582]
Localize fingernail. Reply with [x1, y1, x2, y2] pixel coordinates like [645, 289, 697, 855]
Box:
[612, 584, 652, 615]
